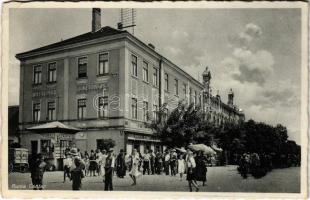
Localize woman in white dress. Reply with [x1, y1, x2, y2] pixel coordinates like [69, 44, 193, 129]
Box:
[177, 154, 185, 181]
[186, 150, 199, 192]
[129, 149, 141, 186]
[100, 150, 107, 180]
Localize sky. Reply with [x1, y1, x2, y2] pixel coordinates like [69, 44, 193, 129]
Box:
[9, 8, 301, 143]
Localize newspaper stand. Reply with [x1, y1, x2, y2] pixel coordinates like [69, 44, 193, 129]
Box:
[8, 148, 29, 173]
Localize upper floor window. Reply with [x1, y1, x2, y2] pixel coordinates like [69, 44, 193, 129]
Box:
[131, 98, 138, 119]
[183, 83, 187, 98]
[174, 79, 179, 95]
[78, 57, 87, 78]
[48, 62, 57, 83]
[77, 98, 86, 119]
[47, 101, 56, 121]
[143, 101, 149, 122]
[189, 87, 193, 103]
[153, 67, 158, 86]
[98, 96, 108, 118]
[98, 53, 109, 76]
[194, 91, 197, 105]
[33, 65, 42, 84]
[163, 108, 169, 121]
[142, 61, 148, 82]
[153, 104, 158, 121]
[164, 73, 169, 91]
[131, 55, 137, 77]
[33, 102, 41, 122]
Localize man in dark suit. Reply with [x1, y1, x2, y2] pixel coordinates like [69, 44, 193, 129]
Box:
[104, 148, 115, 191]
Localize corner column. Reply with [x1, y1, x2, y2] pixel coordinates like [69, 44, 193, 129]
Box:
[63, 58, 69, 120]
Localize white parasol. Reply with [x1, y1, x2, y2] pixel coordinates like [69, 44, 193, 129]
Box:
[175, 147, 187, 153]
[188, 144, 216, 155]
[211, 144, 223, 152]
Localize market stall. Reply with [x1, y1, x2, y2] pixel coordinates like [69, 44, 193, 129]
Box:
[27, 121, 80, 170]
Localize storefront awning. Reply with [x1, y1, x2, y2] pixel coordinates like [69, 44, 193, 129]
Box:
[27, 121, 80, 134]
[127, 136, 161, 143]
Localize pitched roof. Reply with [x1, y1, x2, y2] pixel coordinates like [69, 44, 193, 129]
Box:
[16, 26, 126, 58]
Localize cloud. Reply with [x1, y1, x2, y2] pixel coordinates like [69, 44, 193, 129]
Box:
[211, 22, 300, 143]
[229, 23, 263, 48]
[244, 23, 263, 38]
[232, 49, 274, 86]
[164, 46, 181, 56]
[171, 30, 189, 39]
[224, 23, 274, 86]
[162, 29, 204, 68]
[260, 80, 300, 108]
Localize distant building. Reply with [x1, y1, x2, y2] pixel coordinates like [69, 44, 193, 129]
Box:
[8, 106, 19, 145]
[15, 9, 244, 168]
[202, 67, 245, 126]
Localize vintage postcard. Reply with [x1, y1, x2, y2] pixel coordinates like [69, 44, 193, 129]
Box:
[1, 1, 308, 199]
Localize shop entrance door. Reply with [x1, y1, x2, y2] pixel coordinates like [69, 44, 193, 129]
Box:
[133, 143, 140, 153]
[31, 140, 38, 155]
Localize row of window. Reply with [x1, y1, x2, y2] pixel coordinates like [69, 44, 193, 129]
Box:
[132, 54, 159, 87]
[131, 54, 201, 103]
[78, 53, 109, 78]
[32, 101, 56, 122]
[33, 63, 57, 84]
[77, 96, 110, 119]
[130, 98, 159, 122]
[32, 53, 109, 84]
[32, 96, 157, 122]
[32, 97, 107, 122]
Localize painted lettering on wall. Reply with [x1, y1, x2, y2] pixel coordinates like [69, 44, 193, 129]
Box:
[32, 89, 56, 98]
[77, 83, 107, 94]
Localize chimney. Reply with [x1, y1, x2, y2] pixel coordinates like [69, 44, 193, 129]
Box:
[92, 8, 101, 32]
[148, 43, 155, 50]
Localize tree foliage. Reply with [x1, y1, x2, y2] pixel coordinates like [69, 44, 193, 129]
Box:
[149, 102, 212, 148]
[149, 101, 300, 169]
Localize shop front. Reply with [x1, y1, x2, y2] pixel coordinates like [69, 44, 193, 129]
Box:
[26, 121, 80, 170]
[125, 132, 163, 155]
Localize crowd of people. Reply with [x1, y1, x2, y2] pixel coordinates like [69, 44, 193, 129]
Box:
[237, 152, 273, 179]
[35, 147, 210, 191]
[31, 148, 208, 192]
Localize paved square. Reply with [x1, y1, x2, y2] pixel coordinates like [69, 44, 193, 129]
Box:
[8, 166, 300, 192]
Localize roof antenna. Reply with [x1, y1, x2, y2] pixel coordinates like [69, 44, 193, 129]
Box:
[117, 8, 136, 35]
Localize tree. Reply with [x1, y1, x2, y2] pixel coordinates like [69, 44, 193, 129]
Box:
[149, 101, 211, 148]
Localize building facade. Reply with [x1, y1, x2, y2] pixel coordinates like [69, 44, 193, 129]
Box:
[16, 10, 244, 167]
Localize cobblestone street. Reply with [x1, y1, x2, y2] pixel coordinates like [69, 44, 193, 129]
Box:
[8, 166, 300, 193]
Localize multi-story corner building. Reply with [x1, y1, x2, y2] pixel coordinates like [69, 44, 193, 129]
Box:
[16, 9, 244, 168]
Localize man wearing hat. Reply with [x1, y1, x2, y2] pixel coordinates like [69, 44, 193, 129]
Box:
[104, 148, 115, 191]
[116, 149, 126, 178]
[70, 157, 85, 190]
[169, 149, 177, 176]
[69, 148, 85, 172]
[142, 149, 151, 175]
[164, 149, 170, 175]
